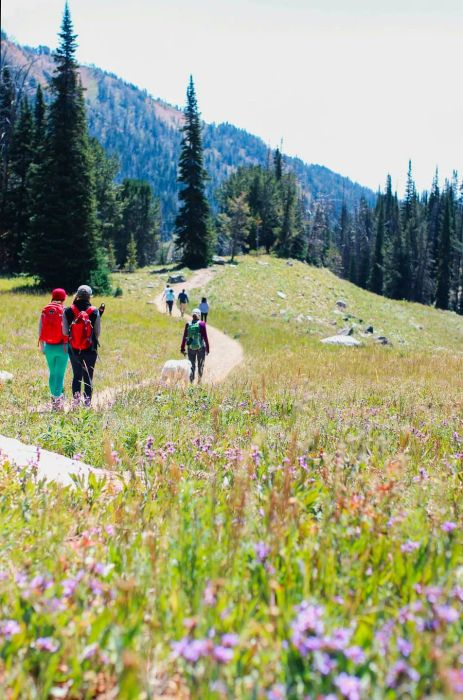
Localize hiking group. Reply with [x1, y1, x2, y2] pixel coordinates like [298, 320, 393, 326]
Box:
[38, 285, 104, 409]
[38, 281, 212, 407]
[161, 284, 211, 383]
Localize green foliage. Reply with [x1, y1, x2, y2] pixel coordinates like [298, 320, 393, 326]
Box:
[174, 77, 212, 268]
[124, 234, 138, 272]
[115, 178, 160, 268]
[23, 6, 110, 293]
[1, 260, 463, 697]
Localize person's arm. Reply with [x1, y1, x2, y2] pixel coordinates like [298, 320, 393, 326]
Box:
[62, 308, 70, 337]
[38, 317, 44, 352]
[93, 310, 101, 340]
[200, 322, 210, 354]
[181, 324, 189, 354]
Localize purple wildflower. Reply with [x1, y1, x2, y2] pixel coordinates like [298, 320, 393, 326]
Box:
[315, 652, 337, 675]
[203, 581, 216, 606]
[267, 685, 286, 700]
[335, 672, 363, 700]
[441, 521, 457, 533]
[212, 645, 234, 663]
[397, 637, 412, 657]
[434, 604, 459, 623]
[386, 660, 419, 687]
[400, 540, 420, 554]
[344, 645, 366, 664]
[447, 669, 463, 693]
[254, 541, 270, 563]
[221, 633, 239, 647]
[0, 620, 20, 639]
[35, 637, 59, 653]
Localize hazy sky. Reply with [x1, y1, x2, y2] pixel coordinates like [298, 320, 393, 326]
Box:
[3, 0, 462, 193]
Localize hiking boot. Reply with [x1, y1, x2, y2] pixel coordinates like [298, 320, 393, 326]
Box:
[71, 393, 81, 409]
[83, 396, 92, 408]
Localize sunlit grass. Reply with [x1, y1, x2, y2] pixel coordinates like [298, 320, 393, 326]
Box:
[1, 259, 463, 698]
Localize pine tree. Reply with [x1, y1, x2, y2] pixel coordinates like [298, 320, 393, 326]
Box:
[219, 192, 252, 262]
[400, 161, 419, 300]
[368, 196, 384, 294]
[276, 173, 297, 257]
[4, 98, 35, 271]
[125, 234, 138, 272]
[274, 148, 283, 181]
[338, 202, 351, 278]
[435, 184, 453, 310]
[383, 176, 404, 299]
[174, 76, 211, 268]
[24, 4, 110, 292]
[115, 178, 160, 267]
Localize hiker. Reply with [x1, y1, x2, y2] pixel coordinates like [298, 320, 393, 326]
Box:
[38, 288, 69, 410]
[181, 308, 210, 383]
[178, 288, 189, 318]
[63, 285, 103, 407]
[199, 297, 209, 323]
[162, 284, 175, 315]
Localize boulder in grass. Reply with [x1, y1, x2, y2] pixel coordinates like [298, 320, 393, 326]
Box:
[377, 336, 391, 345]
[365, 325, 374, 333]
[321, 335, 361, 347]
[168, 274, 186, 284]
[277, 291, 286, 299]
[0, 371, 13, 383]
[336, 300, 347, 310]
[338, 327, 354, 336]
[212, 255, 226, 265]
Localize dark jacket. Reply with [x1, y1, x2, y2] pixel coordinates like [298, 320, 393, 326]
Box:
[181, 320, 209, 354]
[63, 299, 101, 352]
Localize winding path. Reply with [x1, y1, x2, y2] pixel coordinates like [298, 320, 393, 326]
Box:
[1, 268, 244, 484]
[155, 268, 244, 384]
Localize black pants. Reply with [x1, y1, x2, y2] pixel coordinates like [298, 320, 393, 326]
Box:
[69, 349, 98, 400]
[188, 347, 206, 382]
[201, 312, 208, 322]
[166, 300, 174, 314]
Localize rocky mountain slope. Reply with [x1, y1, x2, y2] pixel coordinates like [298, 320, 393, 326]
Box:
[3, 37, 376, 232]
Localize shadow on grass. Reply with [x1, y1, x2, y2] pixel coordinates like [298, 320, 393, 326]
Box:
[0, 279, 45, 295]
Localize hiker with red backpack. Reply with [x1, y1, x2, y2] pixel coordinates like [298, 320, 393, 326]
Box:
[63, 285, 104, 407]
[38, 288, 69, 410]
[181, 308, 210, 383]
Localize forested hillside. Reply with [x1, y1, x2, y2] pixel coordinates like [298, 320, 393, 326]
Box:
[2, 36, 375, 232]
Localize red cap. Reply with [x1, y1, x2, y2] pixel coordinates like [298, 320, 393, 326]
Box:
[51, 288, 67, 301]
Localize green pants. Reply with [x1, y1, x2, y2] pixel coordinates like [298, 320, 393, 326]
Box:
[44, 343, 69, 398]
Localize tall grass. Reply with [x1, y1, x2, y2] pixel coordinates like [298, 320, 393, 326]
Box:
[1, 259, 463, 698]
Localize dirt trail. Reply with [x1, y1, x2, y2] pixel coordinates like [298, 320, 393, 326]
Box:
[35, 268, 243, 413]
[155, 269, 244, 384]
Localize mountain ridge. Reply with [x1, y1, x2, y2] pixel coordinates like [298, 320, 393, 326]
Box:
[3, 36, 376, 232]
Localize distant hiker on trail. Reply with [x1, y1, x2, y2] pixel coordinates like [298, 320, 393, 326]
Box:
[199, 297, 209, 322]
[63, 285, 103, 407]
[178, 289, 189, 317]
[38, 288, 69, 410]
[181, 308, 210, 384]
[162, 285, 175, 315]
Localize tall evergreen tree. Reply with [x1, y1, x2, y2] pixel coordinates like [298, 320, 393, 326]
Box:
[368, 195, 385, 294]
[24, 4, 110, 291]
[383, 175, 404, 299]
[115, 178, 160, 267]
[174, 76, 211, 268]
[435, 183, 453, 310]
[4, 98, 34, 271]
[274, 148, 283, 181]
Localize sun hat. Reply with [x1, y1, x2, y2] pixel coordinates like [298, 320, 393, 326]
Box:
[192, 308, 201, 316]
[76, 285, 93, 299]
[51, 288, 66, 301]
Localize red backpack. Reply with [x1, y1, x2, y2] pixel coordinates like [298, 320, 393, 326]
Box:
[69, 304, 96, 350]
[39, 303, 66, 344]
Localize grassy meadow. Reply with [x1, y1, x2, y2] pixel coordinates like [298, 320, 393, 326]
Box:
[1, 257, 463, 699]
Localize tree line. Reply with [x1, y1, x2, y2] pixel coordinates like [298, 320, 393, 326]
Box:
[215, 159, 463, 313]
[0, 10, 160, 291]
[1, 7, 461, 315]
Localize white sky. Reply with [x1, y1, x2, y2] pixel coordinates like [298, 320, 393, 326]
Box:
[3, 0, 462, 193]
